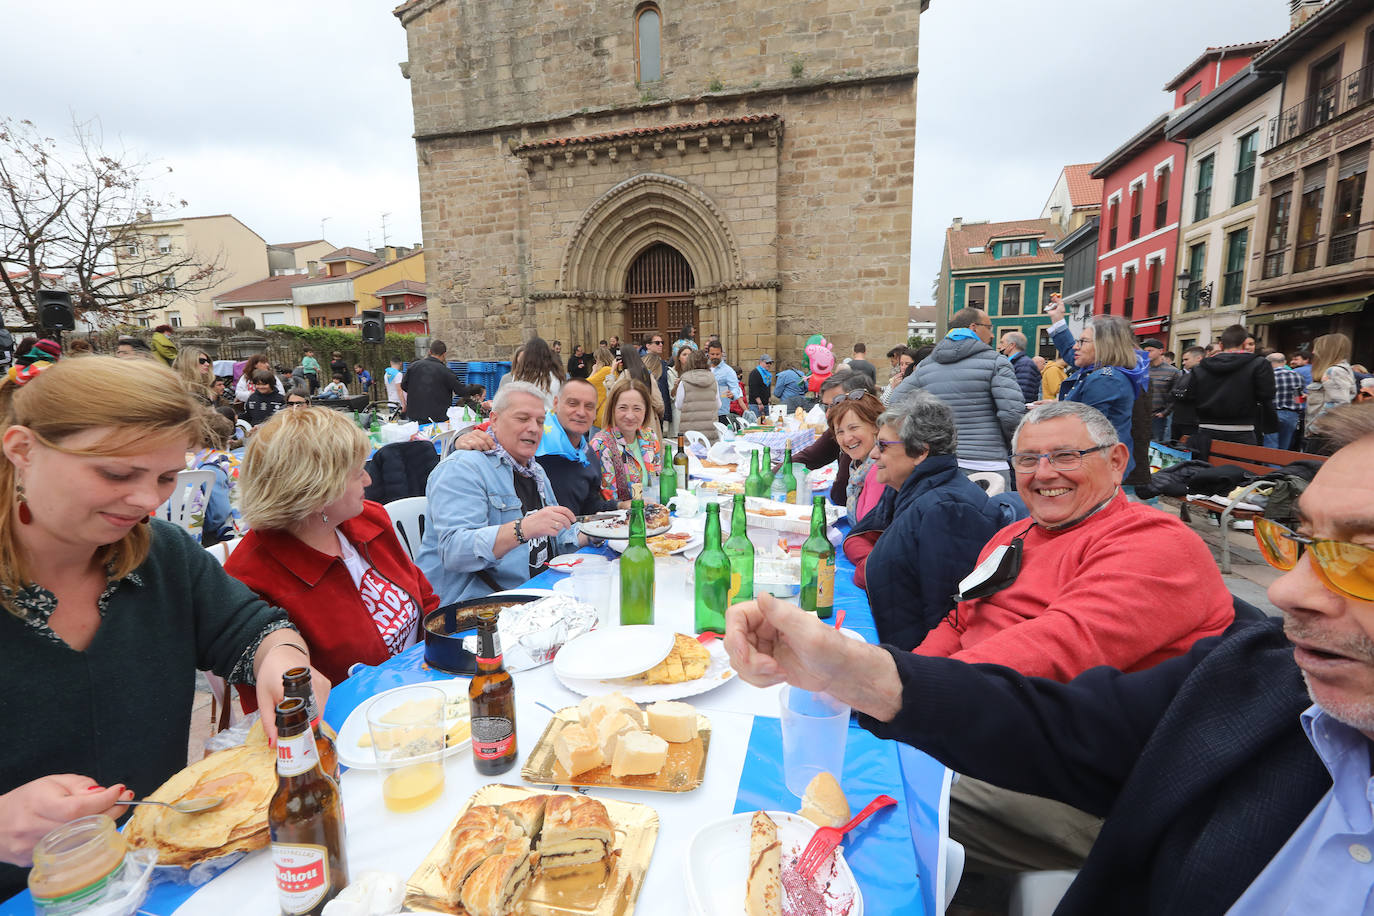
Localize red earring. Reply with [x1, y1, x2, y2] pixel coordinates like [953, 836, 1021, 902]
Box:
[15, 481, 31, 525]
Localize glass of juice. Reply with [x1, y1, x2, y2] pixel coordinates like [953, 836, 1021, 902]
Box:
[364, 684, 447, 813]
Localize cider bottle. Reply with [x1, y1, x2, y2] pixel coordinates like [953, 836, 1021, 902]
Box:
[270, 698, 349, 916]
[282, 667, 340, 784]
[619, 499, 656, 625]
[799, 496, 836, 619]
[780, 444, 799, 504]
[469, 608, 518, 775]
[693, 502, 730, 635]
[660, 441, 678, 502]
[724, 493, 755, 605]
[745, 449, 766, 498]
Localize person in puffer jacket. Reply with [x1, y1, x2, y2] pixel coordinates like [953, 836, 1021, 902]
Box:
[889, 307, 1023, 483]
[1045, 300, 1150, 475]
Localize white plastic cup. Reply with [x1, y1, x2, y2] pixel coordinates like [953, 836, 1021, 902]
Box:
[780, 685, 849, 798]
[559, 556, 614, 628]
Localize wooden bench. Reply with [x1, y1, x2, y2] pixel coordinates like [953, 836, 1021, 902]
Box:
[1177, 439, 1326, 574]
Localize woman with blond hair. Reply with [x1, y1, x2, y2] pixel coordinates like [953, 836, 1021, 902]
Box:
[1308, 332, 1356, 418]
[172, 347, 215, 405]
[1046, 300, 1150, 474]
[586, 346, 616, 424]
[0, 357, 320, 896]
[225, 406, 439, 710]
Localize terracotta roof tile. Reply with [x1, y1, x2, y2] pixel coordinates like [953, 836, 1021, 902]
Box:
[1062, 164, 1104, 209]
[946, 218, 1063, 272]
[513, 114, 782, 153]
[212, 274, 305, 304]
[319, 246, 379, 264]
[373, 279, 427, 297]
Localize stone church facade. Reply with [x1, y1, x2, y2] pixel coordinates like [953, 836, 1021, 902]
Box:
[395, 0, 925, 365]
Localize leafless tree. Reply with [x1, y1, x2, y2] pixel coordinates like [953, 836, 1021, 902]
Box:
[0, 116, 222, 331]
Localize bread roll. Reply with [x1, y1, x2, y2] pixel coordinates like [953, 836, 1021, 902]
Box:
[746, 811, 782, 916]
[554, 723, 603, 778]
[646, 700, 698, 743]
[798, 771, 850, 828]
[609, 730, 668, 778]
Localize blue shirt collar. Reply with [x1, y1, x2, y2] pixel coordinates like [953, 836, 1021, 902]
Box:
[1301, 704, 1374, 830]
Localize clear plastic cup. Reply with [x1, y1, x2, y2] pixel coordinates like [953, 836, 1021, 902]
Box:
[365, 684, 446, 813]
[561, 554, 614, 628]
[779, 685, 850, 798]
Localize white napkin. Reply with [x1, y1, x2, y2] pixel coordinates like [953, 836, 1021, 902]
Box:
[320, 870, 404, 916]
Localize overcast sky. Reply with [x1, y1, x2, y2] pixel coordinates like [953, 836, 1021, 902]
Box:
[6, 0, 1290, 300]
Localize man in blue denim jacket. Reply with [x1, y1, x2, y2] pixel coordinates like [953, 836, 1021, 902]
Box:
[417, 381, 585, 603]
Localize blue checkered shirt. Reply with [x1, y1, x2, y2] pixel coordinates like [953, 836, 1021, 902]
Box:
[1273, 365, 1303, 412]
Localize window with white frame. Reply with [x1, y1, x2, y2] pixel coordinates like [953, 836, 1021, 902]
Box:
[162, 274, 175, 289]
[131, 279, 146, 294]
[168, 312, 182, 328]
[157, 235, 172, 255]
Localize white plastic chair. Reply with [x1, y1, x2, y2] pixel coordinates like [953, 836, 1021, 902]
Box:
[433, 428, 459, 459]
[202, 538, 243, 731]
[386, 496, 429, 561]
[967, 471, 1007, 496]
[941, 838, 966, 913]
[682, 429, 710, 454]
[712, 421, 736, 442]
[204, 537, 242, 565]
[154, 469, 217, 535]
[234, 419, 251, 442]
[1008, 870, 1078, 916]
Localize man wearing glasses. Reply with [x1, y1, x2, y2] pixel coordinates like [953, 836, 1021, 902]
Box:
[730, 402, 1374, 912]
[889, 307, 1024, 487]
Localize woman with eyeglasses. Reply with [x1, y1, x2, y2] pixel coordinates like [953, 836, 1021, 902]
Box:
[827, 389, 887, 525]
[172, 348, 215, 405]
[843, 391, 1001, 650]
[1045, 299, 1149, 475]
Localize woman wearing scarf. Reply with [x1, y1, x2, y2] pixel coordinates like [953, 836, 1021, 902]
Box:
[827, 390, 886, 525]
[1045, 299, 1150, 475]
[589, 380, 664, 507]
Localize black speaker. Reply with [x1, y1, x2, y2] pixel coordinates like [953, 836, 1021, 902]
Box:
[360, 309, 383, 343]
[37, 289, 75, 331]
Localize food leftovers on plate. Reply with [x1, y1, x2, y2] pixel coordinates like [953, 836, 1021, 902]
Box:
[798, 771, 850, 828]
[645, 531, 692, 557]
[701, 480, 746, 495]
[125, 744, 276, 866]
[635, 633, 711, 685]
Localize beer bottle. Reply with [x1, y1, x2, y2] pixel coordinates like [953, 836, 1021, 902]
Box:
[469, 608, 518, 775]
[660, 441, 678, 502]
[745, 449, 766, 498]
[619, 499, 656, 625]
[799, 496, 836, 619]
[674, 434, 690, 481]
[282, 667, 340, 784]
[724, 493, 755, 605]
[780, 444, 798, 504]
[693, 502, 730, 634]
[270, 697, 349, 916]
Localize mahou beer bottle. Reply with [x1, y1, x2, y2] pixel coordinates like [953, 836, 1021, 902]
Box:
[270, 697, 349, 916]
[282, 667, 340, 784]
[469, 608, 518, 775]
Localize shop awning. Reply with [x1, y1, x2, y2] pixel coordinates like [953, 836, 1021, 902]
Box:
[1130, 316, 1169, 335]
[1248, 296, 1369, 325]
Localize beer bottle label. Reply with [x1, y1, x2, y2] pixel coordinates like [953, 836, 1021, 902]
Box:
[273, 842, 330, 914]
[816, 558, 836, 609]
[471, 715, 515, 759]
[477, 631, 502, 667]
[276, 730, 319, 777]
[786, 489, 797, 504]
[727, 571, 742, 605]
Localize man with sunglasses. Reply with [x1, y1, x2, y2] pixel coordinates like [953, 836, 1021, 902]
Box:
[728, 403, 1374, 913]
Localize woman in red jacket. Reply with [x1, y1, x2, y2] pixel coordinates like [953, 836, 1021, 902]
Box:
[225, 407, 439, 711]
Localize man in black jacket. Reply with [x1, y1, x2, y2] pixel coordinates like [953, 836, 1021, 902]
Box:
[726, 402, 1374, 915]
[401, 339, 476, 423]
[1181, 324, 1276, 457]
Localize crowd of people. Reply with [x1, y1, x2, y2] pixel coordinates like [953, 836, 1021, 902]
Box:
[0, 315, 1372, 914]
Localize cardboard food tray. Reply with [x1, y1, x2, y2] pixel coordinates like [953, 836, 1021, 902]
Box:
[522, 706, 711, 793]
[404, 784, 659, 915]
[714, 495, 844, 536]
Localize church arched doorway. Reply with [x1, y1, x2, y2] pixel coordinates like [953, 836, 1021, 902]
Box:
[624, 243, 696, 350]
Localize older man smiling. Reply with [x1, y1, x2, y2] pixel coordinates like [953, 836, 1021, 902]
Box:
[416, 381, 585, 602]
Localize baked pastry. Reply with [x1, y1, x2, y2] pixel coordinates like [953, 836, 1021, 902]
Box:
[746, 812, 782, 916]
[798, 771, 850, 828]
[438, 806, 523, 901]
[539, 794, 614, 870]
[610, 730, 669, 778]
[646, 701, 698, 743]
[501, 793, 548, 838]
[459, 837, 537, 916]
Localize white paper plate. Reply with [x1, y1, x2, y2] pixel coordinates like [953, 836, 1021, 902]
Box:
[580, 508, 673, 540]
[554, 638, 738, 703]
[336, 679, 471, 770]
[552, 625, 676, 681]
[685, 810, 862, 916]
[608, 518, 700, 556]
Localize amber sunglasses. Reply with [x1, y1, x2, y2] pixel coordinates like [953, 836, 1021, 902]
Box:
[1253, 517, 1374, 602]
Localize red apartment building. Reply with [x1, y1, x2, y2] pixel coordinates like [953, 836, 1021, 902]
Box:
[1090, 43, 1270, 341]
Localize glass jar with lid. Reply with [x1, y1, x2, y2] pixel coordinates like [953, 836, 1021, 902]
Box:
[28, 814, 128, 914]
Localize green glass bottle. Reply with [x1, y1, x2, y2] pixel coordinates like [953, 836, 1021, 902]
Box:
[660, 441, 678, 502]
[760, 446, 776, 498]
[745, 449, 766, 498]
[799, 496, 835, 619]
[693, 503, 730, 635]
[724, 493, 755, 606]
[619, 499, 655, 625]
[780, 444, 798, 504]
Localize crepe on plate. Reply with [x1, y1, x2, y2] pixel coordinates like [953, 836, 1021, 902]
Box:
[125, 743, 277, 866]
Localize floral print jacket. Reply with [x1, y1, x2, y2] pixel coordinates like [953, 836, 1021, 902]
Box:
[588, 427, 663, 502]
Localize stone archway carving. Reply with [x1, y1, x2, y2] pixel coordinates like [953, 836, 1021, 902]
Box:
[559, 173, 743, 295]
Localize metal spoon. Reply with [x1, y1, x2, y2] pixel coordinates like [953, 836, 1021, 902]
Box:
[115, 796, 225, 814]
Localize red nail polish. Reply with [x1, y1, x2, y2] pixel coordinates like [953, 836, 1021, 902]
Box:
[85, 785, 105, 792]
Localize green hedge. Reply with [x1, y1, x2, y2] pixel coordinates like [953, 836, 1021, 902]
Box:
[266, 325, 418, 364]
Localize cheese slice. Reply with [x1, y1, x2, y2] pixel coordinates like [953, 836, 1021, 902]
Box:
[610, 731, 668, 778]
[646, 701, 698, 743]
[554, 723, 604, 777]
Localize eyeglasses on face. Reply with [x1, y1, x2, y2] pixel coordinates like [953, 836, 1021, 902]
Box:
[198, 357, 212, 365]
[1007, 445, 1109, 472]
[826, 390, 868, 408]
[1075, 336, 1094, 347]
[1254, 517, 1374, 601]
[876, 439, 904, 453]
[651, 339, 663, 345]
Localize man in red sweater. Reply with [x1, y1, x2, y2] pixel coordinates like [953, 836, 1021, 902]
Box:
[917, 400, 1234, 878]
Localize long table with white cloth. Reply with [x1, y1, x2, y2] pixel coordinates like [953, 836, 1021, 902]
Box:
[1, 526, 952, 916]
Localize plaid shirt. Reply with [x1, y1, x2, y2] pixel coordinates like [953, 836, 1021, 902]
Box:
[1273, 365, 1303, 411]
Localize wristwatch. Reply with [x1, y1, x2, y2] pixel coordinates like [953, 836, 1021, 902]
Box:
[513, 518, 529, 544]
